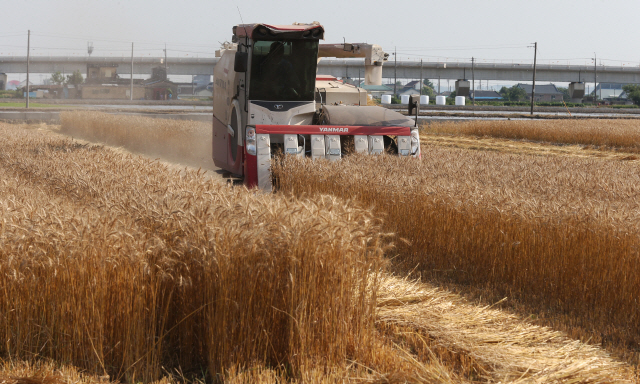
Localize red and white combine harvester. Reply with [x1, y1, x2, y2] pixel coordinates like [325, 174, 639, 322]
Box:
[212, 22, 421, 190]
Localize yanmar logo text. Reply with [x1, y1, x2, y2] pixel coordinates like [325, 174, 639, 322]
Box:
[319, 127, 349, 133]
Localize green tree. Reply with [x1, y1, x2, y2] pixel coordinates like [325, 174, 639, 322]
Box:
[423, 79, 435, 89]
[499, 85, 527, 101]
[448, 90, 457, 98]
[622, 84, 640, 105]
[66, 70, 84, 87]
[50, 71, 65, 85]
[421, 86, 435, 98]
[558, 87, 571, 101]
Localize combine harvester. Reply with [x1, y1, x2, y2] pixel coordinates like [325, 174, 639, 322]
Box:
[212, 22, 421, 190]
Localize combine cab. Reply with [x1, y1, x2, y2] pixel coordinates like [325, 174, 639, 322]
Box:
[212, 23, 420, 190]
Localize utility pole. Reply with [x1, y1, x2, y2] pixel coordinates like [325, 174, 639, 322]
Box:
[599, 63, 602, 101]
[130, 43, 134, 101]
[393, 47, 397, 96]
[531, 42, 537, 115]
[164, 43, 168, 76]
[26, 30, 30, 109]
[593, 53, 597, 105]
[471, 57, 475, 106]
[420, 59, 423, 95]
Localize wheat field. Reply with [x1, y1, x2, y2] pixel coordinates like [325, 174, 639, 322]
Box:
[274, 144, 640, 365]
[423, 119, 640, 152]
[1, 116, 636, 383]
[0, 123, 388, 383]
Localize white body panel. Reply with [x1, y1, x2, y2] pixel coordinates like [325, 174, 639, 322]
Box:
[325, 135, 341, 161]
[248, 102, 316, 126]
[284, 134, 303, 157]
[311, 135, 326, 160]
[368, 135, 384, 154]
[397, 136, 411, 156]
[411, 129, 421, 158]
[354, 135, 368, 153]
[256, 134, 272, 192]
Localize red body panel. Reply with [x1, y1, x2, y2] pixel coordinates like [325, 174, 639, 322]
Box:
[236, 23, 323, 38]
[244, 148, 258, 188]
[212, 117, 228, 169]
[212, 116, 244, 175]
[227, 144, 244, 175]
[254, 125, 411, 136]
[315, 75, 340, 81]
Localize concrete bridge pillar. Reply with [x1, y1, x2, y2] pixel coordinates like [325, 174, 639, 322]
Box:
[455, 79, 470, 96]
[568, 82, 585, 103]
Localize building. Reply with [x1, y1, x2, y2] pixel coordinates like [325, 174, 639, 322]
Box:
[81, 64, 179, 100]
[17, 80, 34, 89]
[192, 74, 212, 87]
[469, 90, 502, 101]
[82, 62, 146, 99]
[6, 80, 20, 90]
[396, 80, 422, 96]
[175, 74, 213, 98]
[175, 82, 196, 97]
[516, 83, 564, 102]
[143, 79, 176, 100]
[358, 83, 393, 99]
[86, 63, 120, 83]
[175, 81, 212, 98]
[82, 84, 146, 100]
[22, 84, 64, 99]
[594, 83, 627, 100]
[142, 67, 178, 100]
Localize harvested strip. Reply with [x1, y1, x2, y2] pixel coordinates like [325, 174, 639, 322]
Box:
[376, 275, 634, 383]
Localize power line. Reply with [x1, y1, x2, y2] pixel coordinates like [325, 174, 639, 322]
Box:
[0, 32, 27, 38]
[396, 43, 526, 50]
[398, 46, 527, 52]
[30, 31, 214, 49]
[0, 44, 217, 56]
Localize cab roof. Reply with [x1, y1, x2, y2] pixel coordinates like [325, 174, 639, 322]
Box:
[233, 23, 324, 40]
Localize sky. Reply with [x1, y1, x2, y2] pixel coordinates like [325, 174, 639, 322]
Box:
[1, 0, 639, 85]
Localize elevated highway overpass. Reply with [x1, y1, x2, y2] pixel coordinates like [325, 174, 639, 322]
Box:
[1, 56, 639, 84]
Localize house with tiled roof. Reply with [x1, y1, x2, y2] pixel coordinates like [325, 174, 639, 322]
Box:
[516, 83, 563, 102]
